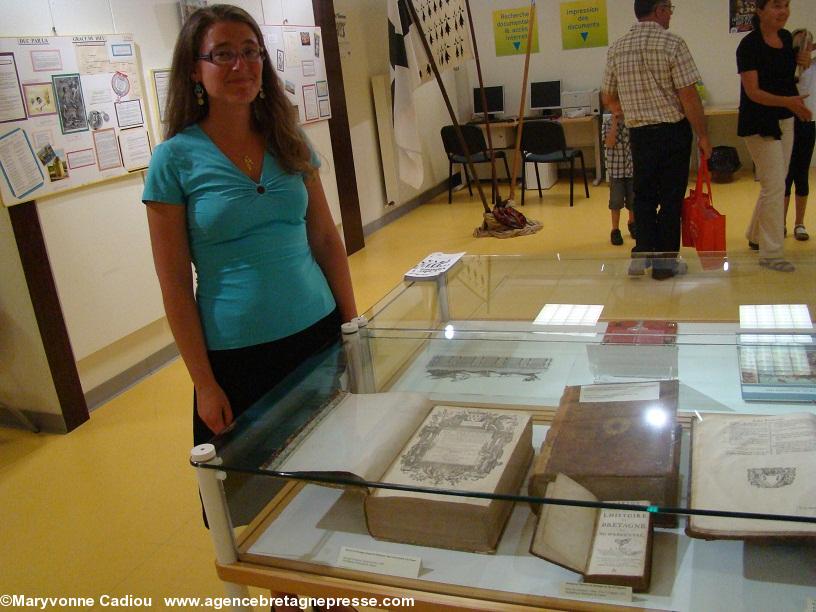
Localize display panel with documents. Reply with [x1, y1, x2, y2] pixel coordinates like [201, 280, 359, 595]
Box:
[192, 254, 816, 612]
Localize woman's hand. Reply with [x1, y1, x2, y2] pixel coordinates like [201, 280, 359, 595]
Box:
[196, 382, 234, 434]
[788, 94, 812, 122]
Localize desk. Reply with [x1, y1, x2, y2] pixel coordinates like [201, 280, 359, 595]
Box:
[472, 115, 603, 186]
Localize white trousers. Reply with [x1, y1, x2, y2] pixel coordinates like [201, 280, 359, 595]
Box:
[743, 118, 794, 259]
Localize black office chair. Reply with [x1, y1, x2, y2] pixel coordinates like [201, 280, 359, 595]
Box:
[520, 120, 589, 207]
[440, 125, 510, 204]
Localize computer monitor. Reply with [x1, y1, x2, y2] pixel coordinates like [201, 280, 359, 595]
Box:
[530, 80, 561, 112]
[473, 86, 505, 116]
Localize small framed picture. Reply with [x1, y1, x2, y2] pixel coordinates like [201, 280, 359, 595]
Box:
[277, 49, 284, 72]
[52, 73, 89, 134]
[23, 82, 57, 117]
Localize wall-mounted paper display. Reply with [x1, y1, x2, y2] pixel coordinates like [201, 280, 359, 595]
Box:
[0, 34, 151, 207]
[263, 25, 331, 125]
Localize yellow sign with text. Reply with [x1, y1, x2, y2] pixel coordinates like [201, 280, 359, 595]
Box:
[560, 0, 608, 50]
[493, 6, 539, 57]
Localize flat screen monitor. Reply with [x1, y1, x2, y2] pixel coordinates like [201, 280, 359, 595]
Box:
[530, 80, 561, 111]
[473, 86, 504, 115]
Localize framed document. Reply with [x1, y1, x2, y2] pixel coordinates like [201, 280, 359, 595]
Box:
[0, 53, 26, 123]
[0, 128, 44, 199]
[52, 73, 89, 134]
[114, 99, 143, 128]
[23, 82, 57, 117]
[92, 127, 123, 171]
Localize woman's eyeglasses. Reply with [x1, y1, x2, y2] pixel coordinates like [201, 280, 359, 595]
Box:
[198, 47, 265, 66]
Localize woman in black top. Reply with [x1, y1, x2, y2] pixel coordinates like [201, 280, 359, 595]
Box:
[737, 0, 811, 272]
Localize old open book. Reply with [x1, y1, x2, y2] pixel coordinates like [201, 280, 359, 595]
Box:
[530, 380, 680, 527]
[530, 474, 653, 592]
[266, 392, 533, 552]
[687, 412, 816, 539]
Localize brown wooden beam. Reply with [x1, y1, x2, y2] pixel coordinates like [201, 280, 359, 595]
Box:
[312, 0, 365, 255]
[8, 201, 88, 432]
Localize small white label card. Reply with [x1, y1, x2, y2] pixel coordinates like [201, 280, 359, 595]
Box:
[336, 546, 420, 579]
[404, 251, 466, 280]
[559, 581, 632, 603]
[805, 597, 815, 612]
[579, 381, 660, 403]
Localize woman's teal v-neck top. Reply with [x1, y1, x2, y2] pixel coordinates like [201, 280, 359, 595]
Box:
[142, 124, 335, 350]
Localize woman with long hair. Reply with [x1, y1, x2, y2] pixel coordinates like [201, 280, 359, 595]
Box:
[737, 0, 812, 271]
[142, 5, 356, 446]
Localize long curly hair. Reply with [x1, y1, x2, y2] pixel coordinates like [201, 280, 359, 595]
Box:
[164, 4, 314, 176]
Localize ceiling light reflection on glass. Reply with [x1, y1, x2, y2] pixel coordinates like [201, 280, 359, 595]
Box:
[533, 304, 604, 327]
[739, 304, 813, 330]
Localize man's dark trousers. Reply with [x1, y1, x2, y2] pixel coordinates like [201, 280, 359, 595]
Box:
[629, 118, 693, 273]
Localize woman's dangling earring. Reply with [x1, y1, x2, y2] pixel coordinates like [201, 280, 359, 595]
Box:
[257, 86, 266, 100]
[194, 82, 205, 106]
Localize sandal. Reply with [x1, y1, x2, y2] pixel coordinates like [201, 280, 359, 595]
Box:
[759, 258, 795, 272]
[794, 224, 809, 241]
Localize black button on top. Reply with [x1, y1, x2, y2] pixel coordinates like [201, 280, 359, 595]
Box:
[256, 185, 266, 194]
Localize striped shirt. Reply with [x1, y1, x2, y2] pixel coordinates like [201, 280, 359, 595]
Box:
[602, 21, 701, 128]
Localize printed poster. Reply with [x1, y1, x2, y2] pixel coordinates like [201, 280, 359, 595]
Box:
[493, 6, 539, 57]
[560, 0, 608, 50]
[730, 0, 756, 34]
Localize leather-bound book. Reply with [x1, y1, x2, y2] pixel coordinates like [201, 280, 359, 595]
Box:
[530, 380, 680, 527]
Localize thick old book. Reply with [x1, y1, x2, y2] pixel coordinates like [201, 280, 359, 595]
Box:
[531, 474, 653, 592]
[737, 336, 816, 402]
[530, 380, 680, 527]
[603, 320, 678, 345]
[587, 320, 678, 381]
[686, 412, 816, 540]
[266, 392, 533, 553]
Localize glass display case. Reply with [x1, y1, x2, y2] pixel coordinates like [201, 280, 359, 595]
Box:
[191, 254, 816, 612]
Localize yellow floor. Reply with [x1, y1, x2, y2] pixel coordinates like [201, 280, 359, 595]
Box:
[0, 170, 813, 609]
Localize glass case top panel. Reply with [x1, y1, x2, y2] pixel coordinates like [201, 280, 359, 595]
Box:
[363, 253, 816, 337]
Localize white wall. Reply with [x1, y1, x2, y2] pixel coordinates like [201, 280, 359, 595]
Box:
[336, 0, 461, 222]
[0, 0, 340, 409]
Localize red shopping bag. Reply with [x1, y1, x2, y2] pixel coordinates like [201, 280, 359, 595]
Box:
[682, 159, 726, 269]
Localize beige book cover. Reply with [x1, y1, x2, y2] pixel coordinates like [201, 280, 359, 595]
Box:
[531, 474, 653, 592]
[365, 405, 533, 553]
[687, 412, 816, 540]
[266, 393, 533, 553]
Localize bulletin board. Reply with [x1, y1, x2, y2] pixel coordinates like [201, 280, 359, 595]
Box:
[0, 34, 151, 207]
[261, 25, 331, 125]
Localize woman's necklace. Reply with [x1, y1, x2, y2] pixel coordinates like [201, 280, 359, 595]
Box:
[243, 155, 254, 172]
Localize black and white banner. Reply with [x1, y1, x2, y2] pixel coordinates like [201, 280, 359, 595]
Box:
[389, 0, 471, 189]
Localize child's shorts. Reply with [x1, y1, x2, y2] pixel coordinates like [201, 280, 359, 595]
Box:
[609, 177, 634, 211]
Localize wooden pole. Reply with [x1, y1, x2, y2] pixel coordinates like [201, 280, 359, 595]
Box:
[464, 0, 499, 206]
[507, 0, 536, 204]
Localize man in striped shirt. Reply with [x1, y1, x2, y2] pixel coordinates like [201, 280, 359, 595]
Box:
[602, 0, 712, 279]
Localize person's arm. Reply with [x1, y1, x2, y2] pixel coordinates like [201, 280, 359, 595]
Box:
[304, 174, 358, 323]
[145, 202, 233, 434]
[740, 70, 812, 122]
[796, 44, 812, 70]
[601, 91, 622, 116]
[604, 114, 619, 148]
[676, 83, 712, 159]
